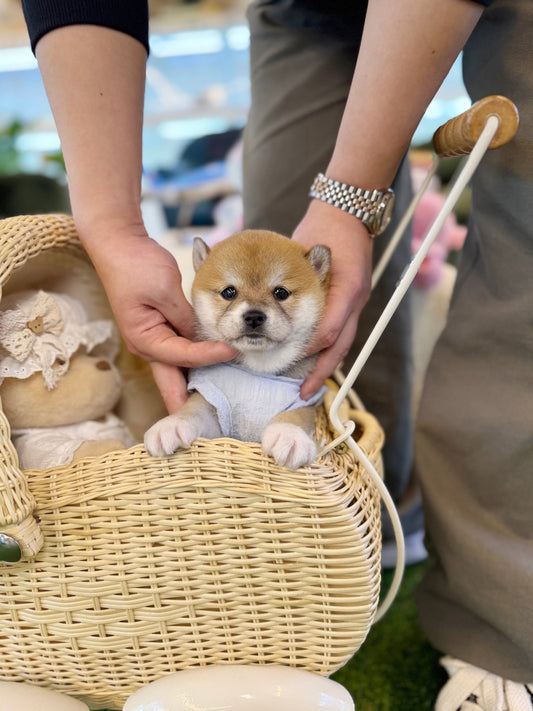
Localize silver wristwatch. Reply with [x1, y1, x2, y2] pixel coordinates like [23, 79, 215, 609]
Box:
[309, 172, 395, 237]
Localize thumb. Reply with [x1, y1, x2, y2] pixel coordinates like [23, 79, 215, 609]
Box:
[160, 297, 197, 342]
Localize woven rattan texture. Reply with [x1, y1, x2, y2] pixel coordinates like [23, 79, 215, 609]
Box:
[0, 215, 384, 710]
[0, 215, 86, 553]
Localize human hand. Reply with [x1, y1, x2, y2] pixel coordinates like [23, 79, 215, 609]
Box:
[32, 26, 238, 413]
[291, 200, 373, 400]
[80, 223, 238, 412]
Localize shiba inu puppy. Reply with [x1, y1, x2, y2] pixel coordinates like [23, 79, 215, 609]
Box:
[144, 229, 331, 469]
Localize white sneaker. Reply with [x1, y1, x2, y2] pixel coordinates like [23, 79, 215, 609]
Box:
[380, 528, 428, 569]
[435, 656, 533, 711]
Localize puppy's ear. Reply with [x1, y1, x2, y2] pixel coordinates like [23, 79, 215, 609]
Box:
[306, 245, 331, 284]
[192, 237, 210, 272]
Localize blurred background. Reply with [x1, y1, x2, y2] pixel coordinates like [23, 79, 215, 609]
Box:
[0, 0, 470, 231]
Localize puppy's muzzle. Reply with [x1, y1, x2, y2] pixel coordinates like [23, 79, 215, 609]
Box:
[243, 309, 266, 330]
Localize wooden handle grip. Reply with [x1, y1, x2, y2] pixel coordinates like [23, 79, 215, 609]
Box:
[432, 95, 519, 158]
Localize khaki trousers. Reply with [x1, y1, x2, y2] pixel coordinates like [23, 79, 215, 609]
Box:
[416, 0, 533, 680]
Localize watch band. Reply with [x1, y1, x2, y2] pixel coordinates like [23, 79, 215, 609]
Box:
[309, 172, 395, 237]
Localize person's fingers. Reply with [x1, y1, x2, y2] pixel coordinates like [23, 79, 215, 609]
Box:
[300, 310, 360, 400]
[149, 361, 188, 414]
[113, 277, 197, 345]
[165, 337, 238, 368]
[157, 299, 197, 342]
[145, 268, 199, 343]
[306, 272, 369, 356]
[308, 287, 355, 354]
[126, 321, 238, 367]
[94, 233, 200, 345]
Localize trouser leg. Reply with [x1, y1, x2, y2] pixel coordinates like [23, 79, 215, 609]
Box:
[416, 0, 533, 680]
[243, 2, 415, 502]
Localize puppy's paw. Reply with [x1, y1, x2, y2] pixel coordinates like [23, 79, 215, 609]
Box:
[262, 422, 317, 470]
[144, 414, 200, 457]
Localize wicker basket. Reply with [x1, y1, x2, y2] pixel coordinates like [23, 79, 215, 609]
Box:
[0, 214, 384, 710]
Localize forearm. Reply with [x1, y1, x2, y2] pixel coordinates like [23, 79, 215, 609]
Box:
[34, 25, 148, 252]
[25, 17, 237, 409]
[327, 0, 484, 188]
[295, 0, 484, 395]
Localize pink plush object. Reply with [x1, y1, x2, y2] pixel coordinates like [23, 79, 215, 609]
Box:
[412, 190, 467, 289]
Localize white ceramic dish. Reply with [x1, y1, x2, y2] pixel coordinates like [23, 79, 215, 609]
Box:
[123, 664, 354, 711]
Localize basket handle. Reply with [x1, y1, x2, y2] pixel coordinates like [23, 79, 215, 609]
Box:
[432, 94, 519, 157]
[0, 214, 84, 561]
[0, 405, 45, 562]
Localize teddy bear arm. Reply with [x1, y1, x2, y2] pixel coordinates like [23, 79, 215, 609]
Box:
[72, 439, 126, 462]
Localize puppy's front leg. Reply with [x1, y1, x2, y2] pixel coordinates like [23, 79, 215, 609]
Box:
[144, 392, 221, 457]
[262, 406, 318, 470]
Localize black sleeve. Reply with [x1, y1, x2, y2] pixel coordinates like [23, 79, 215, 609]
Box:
[21, 0, 150, 54]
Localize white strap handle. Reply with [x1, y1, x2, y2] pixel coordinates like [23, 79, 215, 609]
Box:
[327, 113, 502, 621]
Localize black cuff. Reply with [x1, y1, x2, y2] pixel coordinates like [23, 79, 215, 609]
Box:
[21, 0, 149, 54]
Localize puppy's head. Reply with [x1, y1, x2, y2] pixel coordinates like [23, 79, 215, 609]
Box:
[191, 229, 331, 374]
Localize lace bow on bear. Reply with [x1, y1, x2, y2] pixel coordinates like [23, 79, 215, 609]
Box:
[0, 290, 117, 389]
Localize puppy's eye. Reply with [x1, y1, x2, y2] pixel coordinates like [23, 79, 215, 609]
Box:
[273, 286, 290, 301]
[221, 286, 238, 300]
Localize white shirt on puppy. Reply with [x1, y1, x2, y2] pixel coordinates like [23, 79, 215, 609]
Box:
[188, 363, 326, 443]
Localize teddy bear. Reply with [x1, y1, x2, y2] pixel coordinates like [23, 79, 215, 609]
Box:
[0, 289, 136, 470]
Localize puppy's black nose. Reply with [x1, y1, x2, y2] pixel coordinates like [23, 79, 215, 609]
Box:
[243, 309, 266, 329]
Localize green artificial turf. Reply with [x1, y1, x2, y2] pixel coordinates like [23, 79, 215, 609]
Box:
[332, 561, 447, 711]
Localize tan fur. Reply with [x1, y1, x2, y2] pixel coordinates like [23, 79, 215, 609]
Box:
[145, 230, 331, 469]
[191, 230, 330, 377]
[192, 230, 330, 303]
